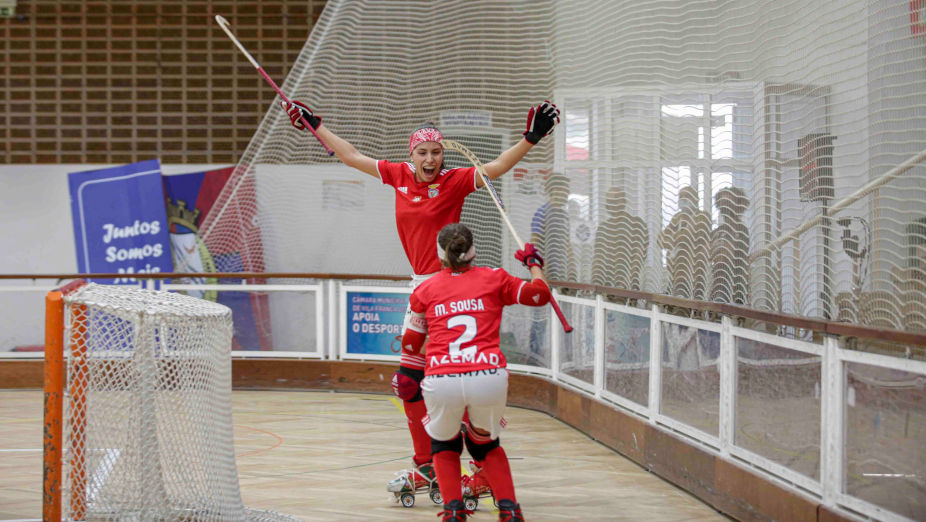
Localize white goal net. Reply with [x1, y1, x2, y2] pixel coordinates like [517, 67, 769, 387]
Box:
[51, 283, 298, 522]
[202, 0, 926, 332]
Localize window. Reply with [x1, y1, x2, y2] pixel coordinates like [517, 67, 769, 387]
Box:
[559, 87, 756, 289]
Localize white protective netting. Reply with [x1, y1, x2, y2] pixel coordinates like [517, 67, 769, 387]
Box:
[201, 0, 926, 331]
[61, 283, 299, 522]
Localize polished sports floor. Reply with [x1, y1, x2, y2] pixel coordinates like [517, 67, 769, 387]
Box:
[0, 389, 728, 521]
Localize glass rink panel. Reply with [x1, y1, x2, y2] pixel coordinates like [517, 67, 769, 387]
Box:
[501, 305, 550, 369]
[844, 361, 926, 521]
[734, 338, 821, 480]
[660, 323, 720, 436]
[603, 309, 651, 407]
[265, 290, 319, 352]
[0, 288, 49, 354]
[181, 289, 319, 353]
[559, 301, 596, 386]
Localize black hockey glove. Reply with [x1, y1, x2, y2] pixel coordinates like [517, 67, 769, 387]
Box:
[523, 100, 560, 144]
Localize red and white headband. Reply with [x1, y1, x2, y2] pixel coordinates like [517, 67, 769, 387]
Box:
[436, 237, 476, 263]
[409, 127, 444, 154]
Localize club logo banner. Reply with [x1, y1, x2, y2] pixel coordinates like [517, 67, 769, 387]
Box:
[162, 167, 234, 300]
[162, 166, 272, 351]
[68, 159, 172, 284]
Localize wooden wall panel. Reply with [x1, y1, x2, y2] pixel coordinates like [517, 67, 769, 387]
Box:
[0, 1, 326, 164]
[0, 359, 43, 387]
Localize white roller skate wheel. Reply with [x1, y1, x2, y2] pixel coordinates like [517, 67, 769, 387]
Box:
[400, 493, 416, 508]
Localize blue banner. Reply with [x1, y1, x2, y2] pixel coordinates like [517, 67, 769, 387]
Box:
[346, 291, 409, 355]
[68, 159, 172, 284]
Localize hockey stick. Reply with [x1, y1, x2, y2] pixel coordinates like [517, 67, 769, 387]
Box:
[442, 139, 573, 333]
[215, 15, 335, 156]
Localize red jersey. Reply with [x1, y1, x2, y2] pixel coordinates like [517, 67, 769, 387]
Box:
[377, 160, 477, 275]
[409, 266, 527, 375]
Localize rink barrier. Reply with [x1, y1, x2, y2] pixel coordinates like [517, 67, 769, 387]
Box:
[2, 272, 925, 521]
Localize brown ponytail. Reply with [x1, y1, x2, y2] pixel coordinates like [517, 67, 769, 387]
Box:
[437, 223, 474, 271]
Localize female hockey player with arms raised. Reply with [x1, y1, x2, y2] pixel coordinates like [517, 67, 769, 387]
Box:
[287, 101, 559, 498]
[400, 223, 551, 521]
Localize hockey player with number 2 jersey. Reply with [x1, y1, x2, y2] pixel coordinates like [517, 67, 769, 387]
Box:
[401, 223, 550, 521]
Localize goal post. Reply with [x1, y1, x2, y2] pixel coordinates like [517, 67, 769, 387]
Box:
[42, 282, 299, 522]
[43, 279, 85, 522]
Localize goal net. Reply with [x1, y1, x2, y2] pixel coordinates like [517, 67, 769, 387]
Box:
[202, 0, 926, 333]
[43, 282, 298, 522]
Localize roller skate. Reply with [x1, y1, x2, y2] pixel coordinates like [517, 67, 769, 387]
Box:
[387, 461, 442, 508]
[461, 460, 495, 511]
[438, 499, 474, 521]
[496, 499, 524, 521]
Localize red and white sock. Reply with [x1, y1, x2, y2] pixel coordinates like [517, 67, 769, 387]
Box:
[482, 446, 516, 502]
[403, 399, 431, 466]
[433, 448, 463, 504]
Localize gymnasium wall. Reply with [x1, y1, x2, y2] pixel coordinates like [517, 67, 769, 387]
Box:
[0, 164, 234, 353]
[0, 0, 330, 350]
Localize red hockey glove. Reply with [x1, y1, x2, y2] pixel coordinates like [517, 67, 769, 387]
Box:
[282, 99, 322, 131]
[515, 242, 545, 268]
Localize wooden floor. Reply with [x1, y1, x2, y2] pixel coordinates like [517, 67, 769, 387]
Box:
[0, 389, 728, 521]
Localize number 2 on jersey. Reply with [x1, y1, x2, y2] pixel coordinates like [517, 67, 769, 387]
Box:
[447, 314, 477, 356]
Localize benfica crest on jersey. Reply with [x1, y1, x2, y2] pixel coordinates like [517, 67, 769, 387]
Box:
[428, 183, 440, 198]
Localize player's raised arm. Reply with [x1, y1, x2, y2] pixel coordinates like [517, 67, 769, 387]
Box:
[289, 103, 380, 178]
[480, 100, 560, 186]
[514, 243, 552, 306]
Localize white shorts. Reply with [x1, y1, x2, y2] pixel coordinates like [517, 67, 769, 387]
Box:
[421, 369, 509, 441]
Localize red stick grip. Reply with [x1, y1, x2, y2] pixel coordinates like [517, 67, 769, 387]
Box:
[257, 68, 335, 156]
[549, 293, 573, 333]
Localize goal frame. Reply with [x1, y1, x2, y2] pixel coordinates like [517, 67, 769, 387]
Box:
[42, 279, 87, 522]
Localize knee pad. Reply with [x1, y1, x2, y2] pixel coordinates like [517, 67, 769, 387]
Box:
[431, 434, 463, 455]
[464, 433, 500, 462]
[392, 366, 424, 402]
